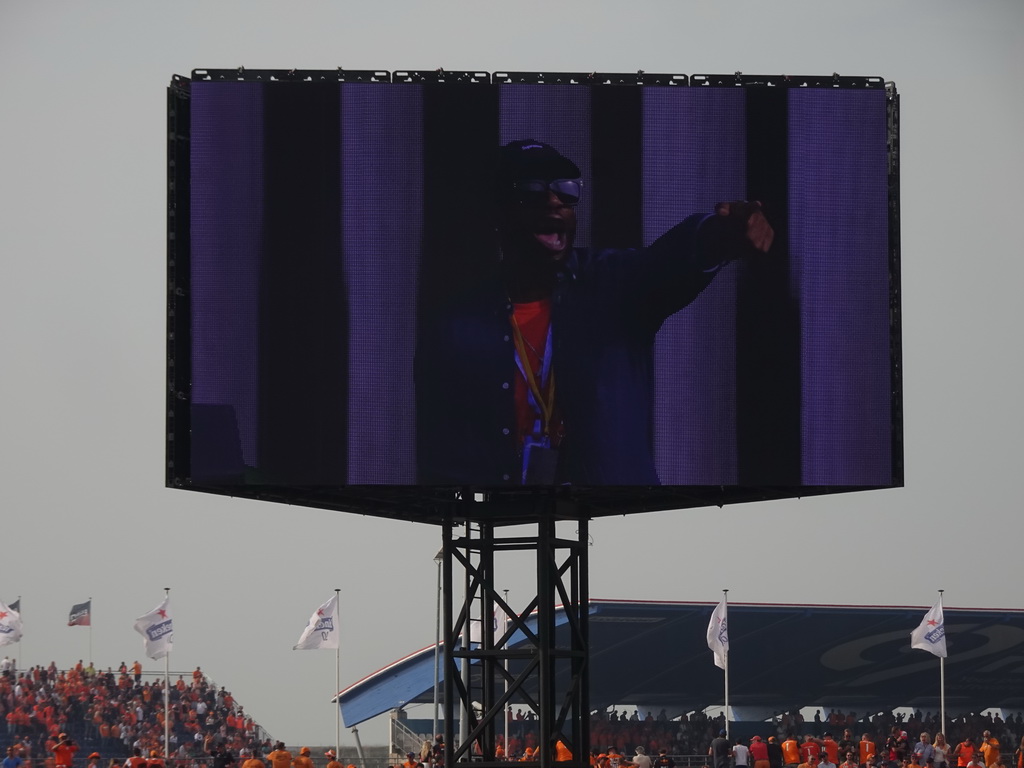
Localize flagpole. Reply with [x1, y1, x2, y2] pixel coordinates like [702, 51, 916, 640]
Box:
[335, 588, 341, 760]
[723, 589, 730, 740]
[938, 589, 945, 734]
[16, 596, 22, 670]
[164, 587, 170, 760]
[89, 596, 93, 666]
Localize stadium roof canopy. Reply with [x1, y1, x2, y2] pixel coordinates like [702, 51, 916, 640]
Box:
[337, 600, 1024, 727]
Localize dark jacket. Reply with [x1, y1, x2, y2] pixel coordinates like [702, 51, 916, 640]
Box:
[415, 213, 716, 485]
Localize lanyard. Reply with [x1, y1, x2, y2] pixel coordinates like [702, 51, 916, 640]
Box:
[509, 310, 556, 437]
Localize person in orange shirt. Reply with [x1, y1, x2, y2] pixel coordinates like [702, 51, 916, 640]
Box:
[402, 752, 422, 768]
[822, 736, 839, 765]
[954, 740, 976, 768]
[266, 743, 291, 768]
[783, 737, 803, 768]
[240, 750, 264, 768]
[51, 735, 78, 768]
[124, 748, 146, 768]
[862, 736, 879, 766]
[149, 751, 165, 768]
[554, 741, 573, 762]
[979, 734, 1001, 768]
[801, 738, 822, 765]
[293, 748, 314, 768]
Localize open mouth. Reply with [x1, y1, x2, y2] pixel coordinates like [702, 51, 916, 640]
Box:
[532, 217, 568, 253]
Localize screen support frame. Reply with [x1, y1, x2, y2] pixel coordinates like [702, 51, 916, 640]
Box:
[441, 498, 590, 768]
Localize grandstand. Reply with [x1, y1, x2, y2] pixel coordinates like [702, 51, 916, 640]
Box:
[0, 662, 271, 765]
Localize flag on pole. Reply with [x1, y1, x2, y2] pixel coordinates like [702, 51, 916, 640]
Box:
[293, 594, 340, 650]
[910, 600, 947, 658]
[68, 600, 91, 627]
[8, 599, 20, 614]
[707, 599, 729, 669]
[133, 597, 173, 660]
[0, 601, 24, 646]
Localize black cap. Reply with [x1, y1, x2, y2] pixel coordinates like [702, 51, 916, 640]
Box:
[498, 140, 581, 183]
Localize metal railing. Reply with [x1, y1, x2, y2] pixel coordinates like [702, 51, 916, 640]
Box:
[391, 718, 430, 759]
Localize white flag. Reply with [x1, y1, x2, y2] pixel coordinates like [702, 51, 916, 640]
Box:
[910, 600, 947, 658]
[293, 594, 340, 650]
[0, 601, 23, 647]
[133, 597, 173, 660]
[707, 599, 729, 670]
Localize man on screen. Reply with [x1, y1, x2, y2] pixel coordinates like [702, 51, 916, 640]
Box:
[415, 139, 773, 486]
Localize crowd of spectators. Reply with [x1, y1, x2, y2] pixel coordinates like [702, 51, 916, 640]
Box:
[4, 658, 1023, 768]
[754, 709, 1023, 760]
[495, 708, 1024, 762]
[0, 658, 271, 767]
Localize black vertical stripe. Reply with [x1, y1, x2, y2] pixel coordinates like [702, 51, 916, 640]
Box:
[167, 80, 191, 487]
[736, 87, 801, 485]
[418, 82, 500, 314]
[590, 86, 642, 249]
[258, 82, 348, 483]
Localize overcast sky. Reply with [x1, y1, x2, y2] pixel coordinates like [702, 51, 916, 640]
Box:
[1, 0, 1022, 749]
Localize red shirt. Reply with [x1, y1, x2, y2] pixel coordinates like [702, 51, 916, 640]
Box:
[823, 741, 840, 764]
[801, 744, 821, 763]
[53, 743, 78, 767]
[511, 300, 563, 448]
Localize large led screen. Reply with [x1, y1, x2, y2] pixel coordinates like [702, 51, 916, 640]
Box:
[172, 72, 901, 504]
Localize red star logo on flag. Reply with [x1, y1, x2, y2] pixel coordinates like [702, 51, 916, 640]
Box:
[317, 609, 325, 616]
[0, 612, 7, 620]
[927, 619, 938, 626]
[157, 609, 168, 619]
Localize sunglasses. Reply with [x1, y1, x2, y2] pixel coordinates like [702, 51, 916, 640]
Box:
[512, 178, 583, 207]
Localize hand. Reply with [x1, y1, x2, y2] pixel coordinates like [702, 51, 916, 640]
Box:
[695, 200, 774, 269]
[714, 200, 774, 253]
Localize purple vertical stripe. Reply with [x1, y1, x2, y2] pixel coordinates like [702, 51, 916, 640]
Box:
[789, 89, 891, 484]
[341, 83, 424, 484]
[648, 88, 745, 485]
[498, 85, 593, 248]
[190, 82, 263, 467]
